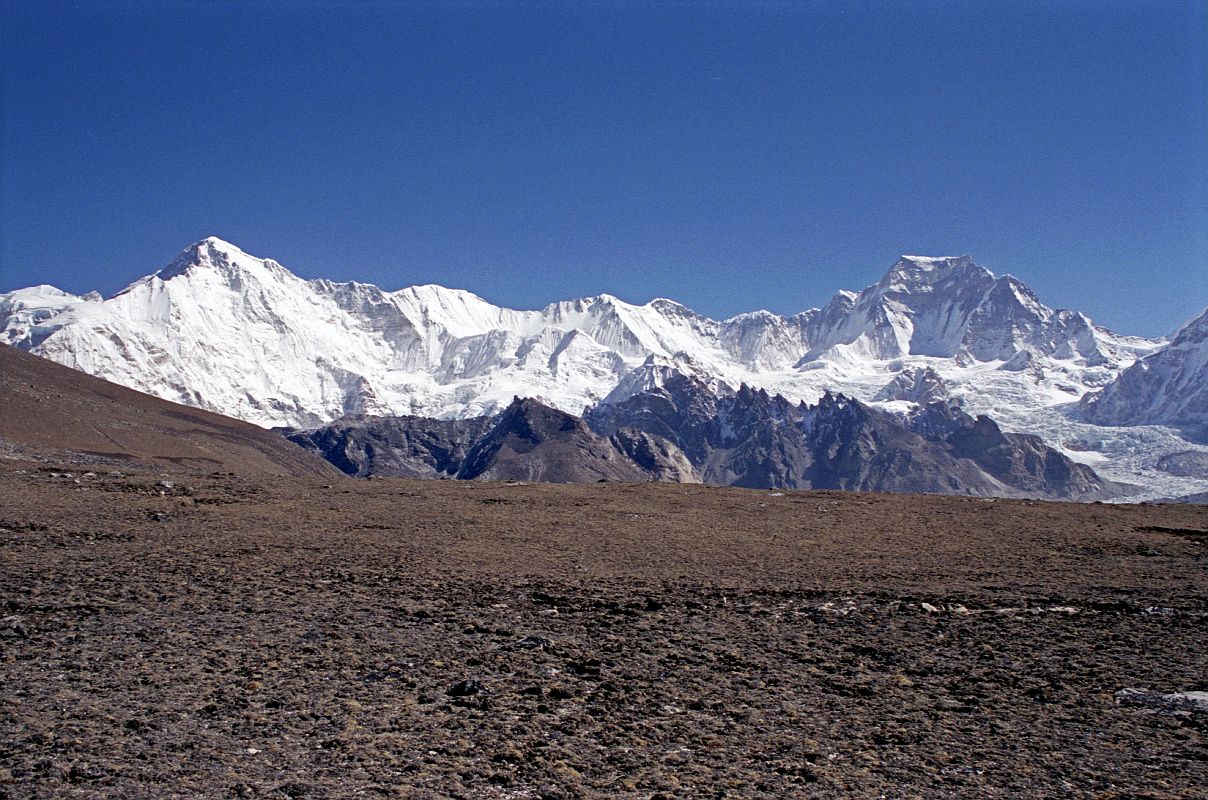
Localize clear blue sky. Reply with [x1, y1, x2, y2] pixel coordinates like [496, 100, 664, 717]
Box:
[1, 1, 1205, 337]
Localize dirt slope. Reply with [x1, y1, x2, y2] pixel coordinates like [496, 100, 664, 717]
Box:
[0, 343, 336, 477]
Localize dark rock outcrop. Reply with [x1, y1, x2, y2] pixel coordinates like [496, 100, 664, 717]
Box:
[608, 428, 699, 483]
[455, 398, 652, 483]
[873, 366, 950, 404]
[284, 415, 494, 478]
[907, 402, 1117, 498]
[1156, 451, 1208, 479]
[288, 398, 696, 484]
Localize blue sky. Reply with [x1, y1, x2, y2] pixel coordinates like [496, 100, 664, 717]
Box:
[1, 1, 1205, 337]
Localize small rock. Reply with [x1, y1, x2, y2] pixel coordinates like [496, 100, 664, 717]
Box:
[566, 659, 601, 677]
[514, 635, 554, 651]
[447, 678, 486, 697]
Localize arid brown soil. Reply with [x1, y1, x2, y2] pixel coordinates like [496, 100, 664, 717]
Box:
[2, 461, 1205, 798]
[0, 344, 336, 477]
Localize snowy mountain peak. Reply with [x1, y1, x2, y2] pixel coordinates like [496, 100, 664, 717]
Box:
[881, 253, 990, 290]
[647, 298, 701, 318]
[152, 236, 278, 286]
[897, 253, 974, 268]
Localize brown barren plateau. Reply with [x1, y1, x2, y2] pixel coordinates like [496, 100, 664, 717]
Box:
[1, 345, 1206, 798]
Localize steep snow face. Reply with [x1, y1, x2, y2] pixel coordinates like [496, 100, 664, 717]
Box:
[1081, 307, 1208, 441]
[799, 255, 1146, 367]
[718, 310, 812, 369]
[3, 236, 1197, 498]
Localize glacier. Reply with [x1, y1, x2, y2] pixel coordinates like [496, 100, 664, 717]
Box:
[2, 236, 1205, 499]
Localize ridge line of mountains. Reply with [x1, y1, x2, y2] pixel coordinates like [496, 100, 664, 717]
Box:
[2, 237, 1206, 500]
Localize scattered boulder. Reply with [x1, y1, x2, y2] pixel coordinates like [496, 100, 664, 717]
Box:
[1115, 688, 1208, 715]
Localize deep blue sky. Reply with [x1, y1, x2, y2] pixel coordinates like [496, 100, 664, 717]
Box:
[2, 1, 1205, 337]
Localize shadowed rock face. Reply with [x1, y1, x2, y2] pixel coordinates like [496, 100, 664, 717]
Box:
[455, 398, 686, 483]
[907, 402, 1115, 498]
[1156, 451, 1208, 479]
[607, 428, 700, 483]
[873, 366, 950, 404]
[283, 415, 495, 478]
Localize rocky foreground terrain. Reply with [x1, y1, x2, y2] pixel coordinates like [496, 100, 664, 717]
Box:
[2, 457, 1205, 799]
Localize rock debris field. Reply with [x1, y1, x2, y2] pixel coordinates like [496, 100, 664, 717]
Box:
[1, 463, 1206, 798]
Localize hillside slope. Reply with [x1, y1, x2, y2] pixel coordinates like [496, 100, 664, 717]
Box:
[0, 344, 337, 477]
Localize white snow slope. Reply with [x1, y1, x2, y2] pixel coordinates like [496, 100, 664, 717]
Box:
[1081, 307, 1208, 440]
[2, 237, 1204, 499]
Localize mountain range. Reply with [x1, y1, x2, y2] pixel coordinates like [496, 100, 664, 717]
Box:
[2, 237, 1206, 499]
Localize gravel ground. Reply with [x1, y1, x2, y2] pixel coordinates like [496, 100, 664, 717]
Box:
[2, 463, 1205, 798]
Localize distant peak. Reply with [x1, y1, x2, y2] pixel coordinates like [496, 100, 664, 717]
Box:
[724, 308, 780, 323]
[189, 236, 248, 257]
[647, 297, 694, 313]
[896, 254, 975, 268]
[394, 283, 486, 302]
[155, 237, 270, 282]
[878, 254, 992, 290]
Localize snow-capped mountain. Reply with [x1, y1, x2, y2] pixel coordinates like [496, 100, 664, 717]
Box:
[2, 236, 1203, 498]
[1080, 307, 1208, 441]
